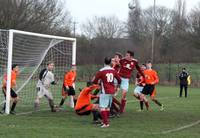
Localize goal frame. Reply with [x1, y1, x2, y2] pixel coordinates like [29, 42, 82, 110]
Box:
[5, 29, 76, 114]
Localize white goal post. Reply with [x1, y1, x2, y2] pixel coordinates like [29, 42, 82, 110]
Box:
[0, 29, 76, 114]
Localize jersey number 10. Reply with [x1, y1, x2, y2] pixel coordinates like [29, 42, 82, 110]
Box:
[106, 73, 114, 82]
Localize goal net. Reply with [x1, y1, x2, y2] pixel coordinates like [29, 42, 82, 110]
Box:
[0, 29, 76, 114]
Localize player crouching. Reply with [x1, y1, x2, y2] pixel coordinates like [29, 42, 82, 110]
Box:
[75, 82, 102, 124]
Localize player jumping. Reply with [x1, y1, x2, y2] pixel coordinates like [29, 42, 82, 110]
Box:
[110, 52, 122, 117]
[118, 51, 144, 113]
[133, 64, 149, 111]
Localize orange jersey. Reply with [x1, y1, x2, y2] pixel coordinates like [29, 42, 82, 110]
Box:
[2, 70, 17, 88]
[75, 84, 99, 110]
[63, 70, 76, 87]
[143, 69, 159, 85]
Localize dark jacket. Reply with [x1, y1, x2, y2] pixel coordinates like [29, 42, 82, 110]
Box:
[179, 71, 189, 85]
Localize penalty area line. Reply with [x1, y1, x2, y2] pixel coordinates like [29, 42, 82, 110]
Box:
[161, 120, 200, 134]
[16, 109, 50, 116]
[127, 96, 177, 104]
[17, 97, 176, 115]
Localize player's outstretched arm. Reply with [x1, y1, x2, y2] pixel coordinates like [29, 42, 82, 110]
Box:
[135, 62, 145, 77]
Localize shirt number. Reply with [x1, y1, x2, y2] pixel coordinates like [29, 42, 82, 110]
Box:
[125, 64, 131, 69]
[106, 73, 114, 82]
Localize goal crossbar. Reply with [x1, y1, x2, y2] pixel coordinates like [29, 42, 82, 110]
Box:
[10, 29, 76, 41]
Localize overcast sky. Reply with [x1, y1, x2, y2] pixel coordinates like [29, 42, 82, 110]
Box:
[66, 0, 200, 32]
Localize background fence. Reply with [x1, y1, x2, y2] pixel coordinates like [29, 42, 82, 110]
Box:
[75, 63, 200, 87]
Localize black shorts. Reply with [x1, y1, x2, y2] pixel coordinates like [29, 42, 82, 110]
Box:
[2, 87, 18, 98]
[63, 85, 75, 96]
[141, 85, 155, 96]
[76, 110, 91, 115]
[68, 86, 75, 96]
[75, 104, 91, 115]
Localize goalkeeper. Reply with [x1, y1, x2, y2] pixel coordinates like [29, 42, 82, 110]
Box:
[34, 61, 58, 112]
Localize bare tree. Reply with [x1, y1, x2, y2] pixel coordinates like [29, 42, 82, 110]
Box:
[142, 6, 172, 38]
[0, 0, 72, 35]
[171, 0, 188, 35]
[127, 0, 143, 40]
[141, 6, 173, 62]
[81, 16, 125, 39]
[188, 3, 200, 36]
[187, 2, 200, 50]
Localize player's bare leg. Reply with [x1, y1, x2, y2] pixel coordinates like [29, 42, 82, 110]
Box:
[110, 87, 121, 116]
[44, 95, 58, 112]
[140, 94, 150, 111]
[110, 102, 120, 117]
[110, 97, 120, 117]
[48, 98, 58, 112]
[112, 97, 121, 107]
[133, 93, 143, 111]
[133, 93, 140, 100]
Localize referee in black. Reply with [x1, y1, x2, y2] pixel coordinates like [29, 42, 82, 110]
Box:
[179, 68, 189, 98]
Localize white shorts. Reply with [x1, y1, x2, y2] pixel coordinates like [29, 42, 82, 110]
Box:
[99, 94, 113, 108]
[134, 86, 144, 95]
[120, 77, 129, 91]
[37, 86, 53, 100]
[114, 78, 118, 86]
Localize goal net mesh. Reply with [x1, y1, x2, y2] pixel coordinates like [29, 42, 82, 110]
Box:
[0, 29, 75, 113]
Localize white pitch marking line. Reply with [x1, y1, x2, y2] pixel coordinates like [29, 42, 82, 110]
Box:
[16, 109, 49, 116]
[13, 96, 200, 135]
[127, 96, 177, 103]
[17, 96, 175, 115]
[161, 120, 200, 134]
[15, 97, 176, 115]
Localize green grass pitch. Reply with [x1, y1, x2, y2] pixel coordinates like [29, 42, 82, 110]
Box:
[0, 82, 199, 138]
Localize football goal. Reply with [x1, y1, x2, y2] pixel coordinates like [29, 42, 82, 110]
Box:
[0, 29, 76, 114]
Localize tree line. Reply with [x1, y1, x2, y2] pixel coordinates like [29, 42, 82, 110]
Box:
[78, 0, 200, 64]
[0, 0, 72, 36]
[0, 0, 200, 64]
